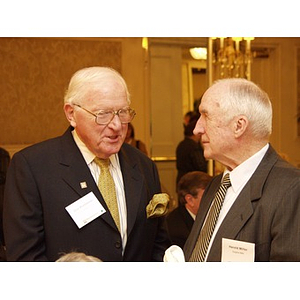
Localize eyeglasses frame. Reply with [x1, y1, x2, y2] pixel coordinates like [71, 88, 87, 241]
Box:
[73, 103, 136, 125]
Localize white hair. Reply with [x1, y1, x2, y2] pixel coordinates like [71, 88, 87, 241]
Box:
[64, 66, 130, 105]
[211, 78, 272, 139]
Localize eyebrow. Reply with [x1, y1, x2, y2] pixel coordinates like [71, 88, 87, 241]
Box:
[199, 108, 208, 115]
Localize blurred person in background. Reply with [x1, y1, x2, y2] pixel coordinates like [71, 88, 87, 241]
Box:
[166, 171, 212, 248]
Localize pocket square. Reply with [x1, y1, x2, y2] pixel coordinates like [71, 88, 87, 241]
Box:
[146, 193, 170, 218]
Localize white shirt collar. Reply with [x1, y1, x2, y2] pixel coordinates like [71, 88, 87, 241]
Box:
[224, 143, 269, 194]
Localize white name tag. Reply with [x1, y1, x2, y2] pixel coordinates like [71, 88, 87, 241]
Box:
[221, 238, 255, 262]
[65, 192, 106, 229]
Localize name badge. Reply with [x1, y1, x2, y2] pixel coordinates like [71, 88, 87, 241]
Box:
[221, 238, 255, 262]
[65, 192, 106, 229]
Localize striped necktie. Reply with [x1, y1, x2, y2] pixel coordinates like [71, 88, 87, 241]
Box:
[189, 173, 231, 262]
[94, 157, 120, 232]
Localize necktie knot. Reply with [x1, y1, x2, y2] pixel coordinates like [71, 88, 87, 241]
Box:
[94, 157, 110, 170]
[222, 173, 231, 188]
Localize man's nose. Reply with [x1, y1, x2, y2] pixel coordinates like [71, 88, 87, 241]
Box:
[108, 113, 122, 128]
[193, 120, 204, 135]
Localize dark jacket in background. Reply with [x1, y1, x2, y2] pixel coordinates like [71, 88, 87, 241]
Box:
[0, 147, 10, 261]
[166, 205, 194, 249]
[176, 137, 207, 186]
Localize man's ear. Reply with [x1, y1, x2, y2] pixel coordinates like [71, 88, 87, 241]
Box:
[185, 194, 194, 207]
[64, 103, 77, 127]
[234, 115, 248, 138]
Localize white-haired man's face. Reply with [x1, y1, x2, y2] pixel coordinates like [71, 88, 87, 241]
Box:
[65, 76, 130, 159]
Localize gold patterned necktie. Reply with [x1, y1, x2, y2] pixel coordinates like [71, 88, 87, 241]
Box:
[94, 157, 120, 232]
[189, 173, 231, 262]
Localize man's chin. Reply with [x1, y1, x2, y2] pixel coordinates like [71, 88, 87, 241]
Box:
[106, 143, 123, 155]
[94, 144, 122, 158]
[203, 150, 211, 160]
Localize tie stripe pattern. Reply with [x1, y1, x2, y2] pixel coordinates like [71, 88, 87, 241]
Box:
[94, 158, 120, 232]
[189, 173, 231, 262]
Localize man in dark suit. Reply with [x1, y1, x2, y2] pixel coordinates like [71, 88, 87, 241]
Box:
[166, 171, 212, 248]
[184, 78, 300, 262]
[3, 67, 170, 261]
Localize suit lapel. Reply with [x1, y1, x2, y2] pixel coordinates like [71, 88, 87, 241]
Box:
[118, 147, 143, 237]
[58, 127, 118, 230]
[207, 184, 254, 260]
[207, 145, 279, 261]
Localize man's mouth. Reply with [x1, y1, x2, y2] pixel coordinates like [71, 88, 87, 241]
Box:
[107, 135, 120, 142]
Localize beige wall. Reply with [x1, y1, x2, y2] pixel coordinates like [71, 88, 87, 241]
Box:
[0, 37, 123, 154]
[251, 37, 300, 168]
[121, 38, 149, 149]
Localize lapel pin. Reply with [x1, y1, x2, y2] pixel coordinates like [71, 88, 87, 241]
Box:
[80, 182, 87, 189]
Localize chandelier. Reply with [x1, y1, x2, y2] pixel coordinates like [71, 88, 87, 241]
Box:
[211, 37, 254, 80]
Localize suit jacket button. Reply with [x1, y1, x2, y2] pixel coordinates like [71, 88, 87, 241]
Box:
[115, 241, 121, 249]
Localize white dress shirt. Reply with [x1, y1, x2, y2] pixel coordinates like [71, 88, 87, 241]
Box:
[205, 143, 269, 260]
[72, 130, 127, 253]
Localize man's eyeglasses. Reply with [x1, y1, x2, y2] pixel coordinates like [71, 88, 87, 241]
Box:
[74, 104, 136, 125]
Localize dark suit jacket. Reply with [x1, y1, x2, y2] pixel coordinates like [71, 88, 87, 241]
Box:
[0, 147, 10, 261]
[3, 127, 170, 261]
[184, 145, 300, 262]
[166, 205, 194, 249]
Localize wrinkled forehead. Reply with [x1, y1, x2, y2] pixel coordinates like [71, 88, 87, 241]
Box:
[84, 77, 128, 102]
